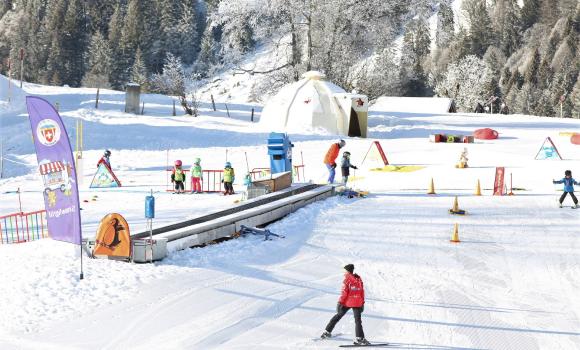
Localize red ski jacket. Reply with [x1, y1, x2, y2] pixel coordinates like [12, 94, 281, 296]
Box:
[338, 273, 365, 308]
[324, 143, 340, 166]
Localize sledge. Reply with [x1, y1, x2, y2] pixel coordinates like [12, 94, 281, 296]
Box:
[238, 225, 284, 240]
[448, 209, 467, 215]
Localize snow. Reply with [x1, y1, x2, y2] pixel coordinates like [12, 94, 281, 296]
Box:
[1, 75, 580, 349]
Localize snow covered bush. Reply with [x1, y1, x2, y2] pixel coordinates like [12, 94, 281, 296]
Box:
[435, 55, 494, 112]
[150, 53, 185, 96]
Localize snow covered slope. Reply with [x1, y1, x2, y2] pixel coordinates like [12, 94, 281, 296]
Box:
[1, 79, 580, 350]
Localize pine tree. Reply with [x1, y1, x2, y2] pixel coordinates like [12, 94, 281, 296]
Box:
[108, 2, 125, 89]
[463, 0, 493, 57]
[0, 0, 13, 19]
[494, 0, 521, 57]
[42, 0, 67, 85]
[177, 0, 199, 65]
[130, 48, 149, 91]
[61, 0, 88, 86]
[570, 74, 580, 118]
[82, 32, 112, 88]
[436, 0, 454, 49]
[520, 0, 540, 31]
[524, 48, 540, 85]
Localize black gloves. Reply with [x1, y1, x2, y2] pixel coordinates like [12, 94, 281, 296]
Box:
[353, 166, 358, 170]
[331, 163, 337, 169]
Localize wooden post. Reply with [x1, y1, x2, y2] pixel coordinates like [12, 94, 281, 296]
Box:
[7, 58, 11, 103]
[55, 102, 60, 112]
[172, 100, 176, 116]
[141, 101, 145, 115]
[95, 88, 100, 109]
[19, 48, 24, 89]
[225, 103, 231, 118]
[0, 140, 3, 179]
[251, 108, 254, 122]
[211, 94, 216, 111]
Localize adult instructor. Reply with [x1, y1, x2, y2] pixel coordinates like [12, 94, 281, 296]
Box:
[323, 139, 345, 184]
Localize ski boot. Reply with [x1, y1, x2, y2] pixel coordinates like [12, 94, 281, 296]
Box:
[354, 337, 370, 345]
[320, 331, 332, 339]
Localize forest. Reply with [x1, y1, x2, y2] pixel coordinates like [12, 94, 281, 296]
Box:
[0, 0, 578, 117]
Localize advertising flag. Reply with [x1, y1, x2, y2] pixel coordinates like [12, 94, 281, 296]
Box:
[26, 96, 82, 245]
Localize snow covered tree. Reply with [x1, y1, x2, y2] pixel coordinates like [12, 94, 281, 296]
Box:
[177, 0, 200, 65]
[108, 3, 125, 89]
[61, 0, 88, 86]
[493, 0, 521, 57]
[150, 53, 185, 96]
[520, 0, 540, 32]
[130, 48, 149, 92]
[82, 32, 112, 88]
[436, 0, 454, 49]
[462, 0, 493, 57]
[435, 55, 494, 111]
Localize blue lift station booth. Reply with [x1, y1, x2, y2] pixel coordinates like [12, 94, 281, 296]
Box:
[267, 133, 293, 174]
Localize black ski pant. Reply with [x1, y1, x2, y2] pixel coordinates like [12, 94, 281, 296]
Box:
[325, 303, 364, 338]
[174, 181, 184, 192]
[559, 191, 578, 205]
[224, 182, 234, 194]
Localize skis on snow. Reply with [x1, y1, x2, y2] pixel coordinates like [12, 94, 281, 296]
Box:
[339, 343, 390, 348]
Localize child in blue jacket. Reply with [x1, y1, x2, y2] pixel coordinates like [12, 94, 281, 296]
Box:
[553, 170, 579, 208]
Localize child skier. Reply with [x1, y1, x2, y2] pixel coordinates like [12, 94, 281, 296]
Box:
[222, 162, 235, 195]
[340, 151, 358, 186]
[97, 149, 111, 168]
[553, 170, 579, 208]
[321, 264, 369, 346]
[190, 158, 203, 194]
[171, 160, 186, 194]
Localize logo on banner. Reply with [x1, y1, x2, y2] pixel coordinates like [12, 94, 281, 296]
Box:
[36, 119, 61, 146]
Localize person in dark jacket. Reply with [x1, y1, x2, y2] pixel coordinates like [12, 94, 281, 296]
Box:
[340, 151, 358, 186]
[553, 170, 579, 208]
[321, 264, 369, 346]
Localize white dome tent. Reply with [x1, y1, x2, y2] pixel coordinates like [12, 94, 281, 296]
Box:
[259, 71, 368, 137]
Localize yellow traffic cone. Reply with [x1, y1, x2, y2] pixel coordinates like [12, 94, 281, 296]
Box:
[474, 179, 482, 196]
[427, 177, 436, 195]
[450, 223, 460, 243]
[451, 196, 459, 212]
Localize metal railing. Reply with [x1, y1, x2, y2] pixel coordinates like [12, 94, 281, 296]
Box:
[166, 169, 224, 193]
[0, 210, 49, 244]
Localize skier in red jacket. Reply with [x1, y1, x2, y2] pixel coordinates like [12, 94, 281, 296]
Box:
[321, 264, 369, 345]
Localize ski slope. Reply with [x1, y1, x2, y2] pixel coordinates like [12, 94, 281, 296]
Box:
[1, 79, 580, 349]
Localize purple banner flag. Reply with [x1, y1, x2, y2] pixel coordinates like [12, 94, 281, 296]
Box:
[26, 96, 82, 245]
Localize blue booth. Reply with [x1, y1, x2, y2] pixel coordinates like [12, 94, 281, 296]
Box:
[267, 133, 293, 174]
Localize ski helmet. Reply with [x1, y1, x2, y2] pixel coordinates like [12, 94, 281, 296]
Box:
[565, 170, 572, 176]
[175, 160, 182, 167]
[225, 161, 231, 168]
[343, 151, 351, 157]
[104, 149, 111, 157]
[194, 158, 201, 164]
[339, 139, 346, 148]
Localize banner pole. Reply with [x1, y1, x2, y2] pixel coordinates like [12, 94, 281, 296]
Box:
[80, 241, 84, 280]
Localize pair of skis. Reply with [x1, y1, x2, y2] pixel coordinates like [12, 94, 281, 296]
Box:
[315, 334, 390, 347]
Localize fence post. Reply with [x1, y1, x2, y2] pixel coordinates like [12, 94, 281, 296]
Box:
[211, 94, 216, 111]
[141, 101, 145, 115]
[251, 108, 254, 122]
[172, 100, 176, 116]
[225, 103, 231, 118]
[95, 88, 100, 109]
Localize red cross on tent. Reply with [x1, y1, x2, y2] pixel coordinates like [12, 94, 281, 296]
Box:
[356, 98, 364, 107]
[39, 161, 65, 175]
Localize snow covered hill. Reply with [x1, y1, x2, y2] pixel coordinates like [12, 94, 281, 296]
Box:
[1, 80, 580, 349]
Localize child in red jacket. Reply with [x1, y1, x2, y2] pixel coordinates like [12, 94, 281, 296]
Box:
[321, 264, 369, 345]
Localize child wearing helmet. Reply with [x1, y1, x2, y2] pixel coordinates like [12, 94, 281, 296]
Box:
[341, 151, 358, 186]
[171, 160, 186, 194]
[190, 158, 203, 194]
[97, 149, 112, 168]
[553, 170, 579, 208]
[222, 162, 235, 195]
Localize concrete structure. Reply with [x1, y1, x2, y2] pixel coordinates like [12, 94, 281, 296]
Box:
[125, 83, 141, 114]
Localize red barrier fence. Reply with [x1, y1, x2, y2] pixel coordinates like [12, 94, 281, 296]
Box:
[166, 169, 224, 193]
[0, 210, 49, 244]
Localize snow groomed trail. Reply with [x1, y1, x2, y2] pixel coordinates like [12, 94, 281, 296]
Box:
[1, 82, 580, 349]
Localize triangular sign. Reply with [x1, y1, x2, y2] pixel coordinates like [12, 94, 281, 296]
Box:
[361, 141, 389, 168]
[534, 137, 562, 160]
[90, 163, 122, 188]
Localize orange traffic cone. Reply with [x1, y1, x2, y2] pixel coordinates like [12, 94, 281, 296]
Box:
[474, 179, 481, 196]
[427, 178, 436, 195]
[450, 223, 460, 243]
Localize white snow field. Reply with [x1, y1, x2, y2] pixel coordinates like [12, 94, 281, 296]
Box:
[1, 79, 580, 350]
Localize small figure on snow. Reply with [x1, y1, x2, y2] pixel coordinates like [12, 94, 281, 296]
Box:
[553, 170, 579, 208]
[171, 160, 186, 194]
[341, 151, 358, 186]
[324, 139, 346, 184]
[500, 102, 509, 115]
[190, 158, 203, 194]
[97, 149, 111, 168]
[456, 148, 469, 168]
[222, 162, 235, 195]
[321, 264, 369, 346]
